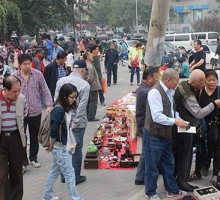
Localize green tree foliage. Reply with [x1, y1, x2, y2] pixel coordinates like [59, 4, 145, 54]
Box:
[90, 0, 177, 30]
[90, 0, 152, 28]
[0, 0, 21, 33]
[10, 0, 73, 37]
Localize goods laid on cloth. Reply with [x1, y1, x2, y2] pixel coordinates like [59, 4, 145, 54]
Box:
[84, 105, 139, 170]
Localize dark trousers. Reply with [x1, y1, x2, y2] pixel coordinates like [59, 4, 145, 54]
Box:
[173, 127, 193, 184]
[145, 130, 179, 196]
[130, 67, 140, 84]
[98, 78, 105, 103]
[23, 114, 41, 165]
[87, 90, 98, 120]
[0, 133, 23, 200]
[195, 138, 220, 176]
[107, 67, 117, 85]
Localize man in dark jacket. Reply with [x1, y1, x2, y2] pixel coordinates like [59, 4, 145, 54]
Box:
[135, 67, 158, 185]
[44, 51, 67, 100]
[104, 43, 119, 86]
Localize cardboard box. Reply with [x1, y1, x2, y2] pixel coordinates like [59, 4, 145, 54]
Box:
[194, 186, 220, 200]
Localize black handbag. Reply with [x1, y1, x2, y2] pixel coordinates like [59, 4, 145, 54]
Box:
[208, 121, 218, 141]
[207, 87, 219, 141]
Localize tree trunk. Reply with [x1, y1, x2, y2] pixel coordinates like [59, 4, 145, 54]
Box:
[144, 0, 171, 67]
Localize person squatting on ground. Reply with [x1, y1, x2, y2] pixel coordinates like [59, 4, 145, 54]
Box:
[42, 83, 82, 200]
[173, 69, 220, 192]
[83, 52, 101, 122]
[144, 68, 188, 200]
[0, 76, 26, 200]
[54, 60, 90, 185]
[134, 67, 158, 185]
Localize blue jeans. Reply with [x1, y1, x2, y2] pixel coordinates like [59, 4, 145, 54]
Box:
[145, 129, 179, 196]
[72, 128, 85, 181]
[135, 128, 146, 181]
[130, 67, 140, 84]
[43, 148, 81, 200]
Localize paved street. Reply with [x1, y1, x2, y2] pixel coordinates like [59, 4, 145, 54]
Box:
[23, 62, 215, 200]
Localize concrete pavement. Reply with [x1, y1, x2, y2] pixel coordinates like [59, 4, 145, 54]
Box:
[23, 63, 215, 200]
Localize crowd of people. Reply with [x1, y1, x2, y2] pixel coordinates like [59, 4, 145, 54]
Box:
[0, 36, 108, 199]
[0, 34, 219, 200]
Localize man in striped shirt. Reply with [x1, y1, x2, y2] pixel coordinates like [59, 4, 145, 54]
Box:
[0, 75, 26, 200]
[12, 54, 53, 171]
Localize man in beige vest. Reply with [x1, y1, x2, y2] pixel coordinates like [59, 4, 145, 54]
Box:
[0, 75, 26, 200]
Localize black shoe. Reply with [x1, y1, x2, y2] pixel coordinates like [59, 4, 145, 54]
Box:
[177, 181, 194, 192]
[88, 118, 99, 122]
[113, 82, 117, 85]
[188, 183, 199, 189]
[76, 175, 86, 185]
[61, 177, 65, 183]
[135, 180, 145, 185]
[107, 83, 111, 86]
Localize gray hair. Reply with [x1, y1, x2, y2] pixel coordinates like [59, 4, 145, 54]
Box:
[161, 68, 178, 81]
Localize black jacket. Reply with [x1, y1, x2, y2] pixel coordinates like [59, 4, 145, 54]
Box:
[44, 61, 66, 100]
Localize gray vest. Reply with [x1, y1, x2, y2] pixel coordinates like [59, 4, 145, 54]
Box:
[144, 83, 173, 138]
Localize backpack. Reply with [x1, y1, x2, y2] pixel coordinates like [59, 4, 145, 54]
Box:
[38, 105, 63, 147]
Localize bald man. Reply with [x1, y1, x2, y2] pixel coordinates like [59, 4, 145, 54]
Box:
[144, 68, 188, 200]
[173, 69, 220, 192]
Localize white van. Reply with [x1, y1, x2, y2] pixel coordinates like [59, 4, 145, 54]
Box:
[165, 33, 195, 50]
[165, 32, 218, 51]
[191, 32, 218, 45]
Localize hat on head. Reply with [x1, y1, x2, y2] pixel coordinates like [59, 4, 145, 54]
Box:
[73, 60, 87, 69]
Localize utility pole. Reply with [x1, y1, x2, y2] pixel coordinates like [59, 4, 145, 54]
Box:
[144, 0, 171, 67]
[136, 0, 138, 33]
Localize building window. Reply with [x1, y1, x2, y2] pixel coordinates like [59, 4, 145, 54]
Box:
[179, 13, 189, 23]
[193, 9, 202, 21]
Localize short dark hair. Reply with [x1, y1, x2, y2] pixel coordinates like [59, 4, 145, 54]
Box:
[194, 39, 202, 46]
[53, 41, 59, 45]
[3, 75, 21, 90]
[204, 69, 218, 80]
[90, 45, 99, 53]
[177, 57, 184, 63]
[18, 53, 32, 65]
[57, 51, 68, 60]
[142, 67, 158, 80]
[136, 42, 142, 48]
[83, 52, 90, 60]
[54, 83, 78, 112]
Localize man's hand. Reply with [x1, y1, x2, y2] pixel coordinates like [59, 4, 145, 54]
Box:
[175, 118, 188, 128]
[46, 106, 51, 114]
[214, 99, 220, 107]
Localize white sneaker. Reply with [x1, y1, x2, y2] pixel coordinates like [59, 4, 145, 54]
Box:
[42, 197, 59, 200]
[30, 161, 41, 168]
[51, 197, 59, 200]
[145, 194, 161, 200]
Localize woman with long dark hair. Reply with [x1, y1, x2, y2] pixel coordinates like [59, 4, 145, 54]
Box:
[42, 83, 82, 200]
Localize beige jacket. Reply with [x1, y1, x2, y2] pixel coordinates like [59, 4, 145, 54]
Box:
[86, 61, 101, 91]
[0, 94, 26, 147]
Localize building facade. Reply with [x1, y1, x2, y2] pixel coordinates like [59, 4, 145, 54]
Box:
[170, 0, 219, 33]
